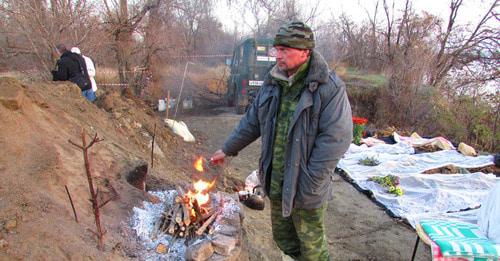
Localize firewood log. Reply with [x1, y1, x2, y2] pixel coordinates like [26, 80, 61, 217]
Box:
[167, 204, 181, 234]
[175, 204, 184, 225]
[196, 208, 221, 236]
[183, 203, 191, 226]
[192, 199, 202, 223]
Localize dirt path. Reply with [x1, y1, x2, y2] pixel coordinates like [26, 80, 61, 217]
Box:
[184, 107, 431, 261]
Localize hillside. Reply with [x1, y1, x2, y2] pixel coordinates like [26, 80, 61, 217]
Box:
[0, 77, 211, 259]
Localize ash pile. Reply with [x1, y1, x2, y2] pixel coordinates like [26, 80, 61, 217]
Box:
[132, 189, 244, 261]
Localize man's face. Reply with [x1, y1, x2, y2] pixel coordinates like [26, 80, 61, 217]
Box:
[275, 45, 310, 75]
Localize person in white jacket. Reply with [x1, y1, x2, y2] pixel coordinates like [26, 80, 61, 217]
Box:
[71, 47, 97, 93]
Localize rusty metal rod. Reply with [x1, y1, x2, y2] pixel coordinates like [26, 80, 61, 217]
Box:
[69, 129, 105, 250]
[150, 123, 156, 169]
[64, 185, 78, 223]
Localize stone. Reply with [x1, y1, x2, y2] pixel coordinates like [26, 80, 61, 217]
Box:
[147, 194, 161, 204]
[216, 215, 241, 229]
[112, 112, 122, 119]
[0, 239, 7, 249]
[132, 121, 142, 129]
[207, 246, 241, 261]
[185, 239, 214, 261]
[0, 78, 25, 110]
[213, 224, 238, 237]
[155, 243, 168, 254]
[5, 219, 17, 232]
[211, 234, 236, 256]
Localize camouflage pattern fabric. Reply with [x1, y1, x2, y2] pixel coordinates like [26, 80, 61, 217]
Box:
[273, 20, 315, 50]
[270, 195, 330, 261]
[269, 59, 309, 199]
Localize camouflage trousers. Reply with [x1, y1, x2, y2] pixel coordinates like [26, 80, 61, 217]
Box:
[270, 196, 330, 261]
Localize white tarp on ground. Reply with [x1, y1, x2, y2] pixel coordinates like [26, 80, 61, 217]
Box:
[338, 143, 498, 228]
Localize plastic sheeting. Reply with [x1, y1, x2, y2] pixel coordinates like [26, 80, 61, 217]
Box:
[338, 142, 498, 228]
[478, 182, 500, 243]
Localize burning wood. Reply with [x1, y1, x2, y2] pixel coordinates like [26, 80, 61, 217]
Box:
[154, 156, 226, 240]
[156, 178, 220, 238]
[195, 208, 221, 236]
[155, 193, 221, 239]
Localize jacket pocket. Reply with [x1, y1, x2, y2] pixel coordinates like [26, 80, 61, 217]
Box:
[299, 163, 326, 195]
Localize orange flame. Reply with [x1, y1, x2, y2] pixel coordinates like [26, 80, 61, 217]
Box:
[186, 179, 215, 206]
[194, 157, 204, 172]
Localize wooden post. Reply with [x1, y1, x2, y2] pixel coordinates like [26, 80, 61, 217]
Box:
[166, 90, 170, 119]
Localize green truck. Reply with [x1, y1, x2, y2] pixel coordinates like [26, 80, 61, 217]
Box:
[226, 38, 276, 114]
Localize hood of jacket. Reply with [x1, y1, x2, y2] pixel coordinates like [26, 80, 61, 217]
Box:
[264, 50, 330, 89]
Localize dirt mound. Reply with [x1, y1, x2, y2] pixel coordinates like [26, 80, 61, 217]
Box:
[0, 77, 207, 259]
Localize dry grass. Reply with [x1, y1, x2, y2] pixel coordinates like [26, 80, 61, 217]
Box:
[0, 70, 47, 82]
[95, 67, 120, 84]
[188, 64, 229, 96]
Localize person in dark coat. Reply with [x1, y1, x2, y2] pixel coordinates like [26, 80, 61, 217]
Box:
[52, 43, 95, 101]
[211, 21, 352, 261]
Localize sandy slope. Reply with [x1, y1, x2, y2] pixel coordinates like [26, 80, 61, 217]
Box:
[0, 77, 207, 260]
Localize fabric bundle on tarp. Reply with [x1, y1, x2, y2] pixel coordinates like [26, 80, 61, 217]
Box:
[393, 132, 455, 150]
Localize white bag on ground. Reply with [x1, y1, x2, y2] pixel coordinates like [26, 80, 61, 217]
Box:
[164, 118, 195, 142]
[478, 181, 500, 243]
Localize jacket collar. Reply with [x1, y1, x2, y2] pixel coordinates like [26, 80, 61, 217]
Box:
[264, 50, 329, 92]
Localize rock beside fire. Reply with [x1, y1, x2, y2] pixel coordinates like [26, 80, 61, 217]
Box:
[211, 234, 237, 256]
[212, 224, 238, 237]
[186, 239, 214, 261]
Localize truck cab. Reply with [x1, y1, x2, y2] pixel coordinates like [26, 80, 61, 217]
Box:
[226, 38, 276, 114]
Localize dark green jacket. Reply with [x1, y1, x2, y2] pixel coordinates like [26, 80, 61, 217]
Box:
[223, 50, 352, 217]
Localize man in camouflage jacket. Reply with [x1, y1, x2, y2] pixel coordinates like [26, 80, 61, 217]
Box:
[211, 21, 352, 261]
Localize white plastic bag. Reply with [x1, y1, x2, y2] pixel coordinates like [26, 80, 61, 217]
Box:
[478, 181, 500, 243]
[245, 170, 260, 192]
[164, 118, 195, 142]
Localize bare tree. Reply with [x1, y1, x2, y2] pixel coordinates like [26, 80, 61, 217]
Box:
[101, 0, 160, 88]
[430, 0, 499, 90]
[173, 0, 215, 55]
[227, 0, 319, 38]
[0, 0, 95, 77]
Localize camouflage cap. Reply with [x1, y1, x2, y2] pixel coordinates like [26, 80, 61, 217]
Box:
[273, 20, 315, 50]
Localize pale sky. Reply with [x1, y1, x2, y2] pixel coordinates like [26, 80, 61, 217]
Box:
[215, 0, 496, 34]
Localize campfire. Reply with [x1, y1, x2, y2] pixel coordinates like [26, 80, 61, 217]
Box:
[153, 157, 221, 239]
[132, 156, 244, 260]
